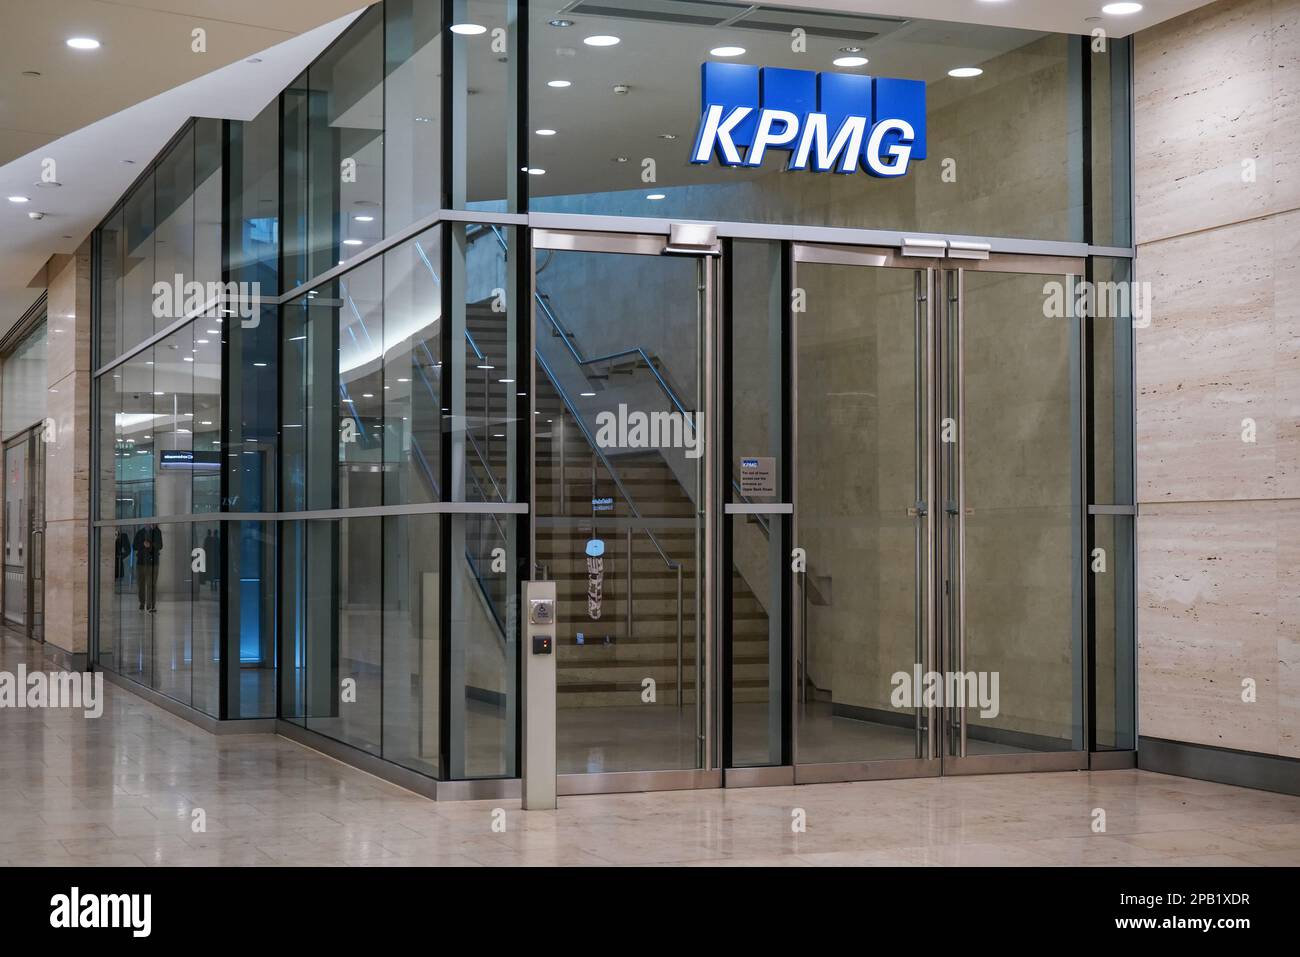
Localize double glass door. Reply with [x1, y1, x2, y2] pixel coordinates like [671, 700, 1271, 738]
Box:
[529, 229, 1088, 791]
[789, 243, 1086, 780]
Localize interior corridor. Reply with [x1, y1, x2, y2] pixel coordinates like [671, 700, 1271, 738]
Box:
[2, 628, 1297, 867]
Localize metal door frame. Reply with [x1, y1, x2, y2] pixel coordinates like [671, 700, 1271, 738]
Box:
[529, 227, 722, 795]
[2, 426, 44, 641]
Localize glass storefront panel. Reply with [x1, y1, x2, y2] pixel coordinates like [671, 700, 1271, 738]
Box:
[227, 520, 276, 719]
[96, 120, 223, 367]
[383, 226, 442, 505]
[382, 512, 441, 776]
[2, 318, 47, 437]
[527, 4, 1119, 242]
[153, 127, 195, 334]
[385, 0, 443, 232]
[450, 0, 517, 212]
[1093, 513, 1135, 751]
[448, 511, 517, 779]
[727, 239, 785, 768]
[306, 5, 385, 281]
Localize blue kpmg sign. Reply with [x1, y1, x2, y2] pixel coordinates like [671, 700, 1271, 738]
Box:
[691, 62, 926, 177]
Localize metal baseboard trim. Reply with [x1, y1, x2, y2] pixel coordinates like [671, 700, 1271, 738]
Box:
[795, 758, 941, 785]
[1138, 736, 1300, 797]
[725, 766, 795, 788]
[275, 720, 443, 800]
[434, 777, 522, 801]
[942, 751, 1089, 775]
[1089, 749, 1137, 770]
[558, 769, 721, 795]
[101, 668, 276, 734]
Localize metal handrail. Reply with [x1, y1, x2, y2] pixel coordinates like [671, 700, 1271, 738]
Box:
[488, 225, 697, 435]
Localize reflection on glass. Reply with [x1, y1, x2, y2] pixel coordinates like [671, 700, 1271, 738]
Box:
[385, 0, 443, 232]
[308, 5, 385, 279]
[383, 513, 441, 775]
[451, 0, 516, 211]
[383, 228, 442, 505]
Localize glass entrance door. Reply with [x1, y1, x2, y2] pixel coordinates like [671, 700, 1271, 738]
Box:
[790, 245, 938, 782]
[937, 261, 1087, 773]
[788, 243, 1087, 782]
[530, 229, 718, 792]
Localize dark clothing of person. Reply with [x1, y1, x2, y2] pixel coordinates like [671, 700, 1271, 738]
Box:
[133, 526, 163, 610]
[114, 531, 131, 579]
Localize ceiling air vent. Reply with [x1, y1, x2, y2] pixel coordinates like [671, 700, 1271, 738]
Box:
[561, 0, 909, 41]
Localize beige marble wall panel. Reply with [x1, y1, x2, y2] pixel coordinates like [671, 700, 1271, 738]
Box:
[1137, 499, 1297, 756]
[1135, 0, 1300, 245]
[44, 243, 92, 384]
[43, 519, 88, 655]
[1136, 212, 1294, 503]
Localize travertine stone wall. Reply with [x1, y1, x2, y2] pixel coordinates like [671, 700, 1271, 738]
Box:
[1135, 0, 1300, 757]
[44, 242, 94, 659]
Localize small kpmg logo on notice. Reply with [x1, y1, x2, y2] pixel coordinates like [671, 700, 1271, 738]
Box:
[692, 62, 926, 177]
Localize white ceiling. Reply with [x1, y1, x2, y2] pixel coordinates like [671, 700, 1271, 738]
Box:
[0, 11, 364, 334]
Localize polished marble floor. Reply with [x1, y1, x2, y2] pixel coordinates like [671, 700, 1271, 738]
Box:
[2, 629, 1299, 867]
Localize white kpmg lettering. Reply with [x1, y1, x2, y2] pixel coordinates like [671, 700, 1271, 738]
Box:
[693, 106, 915, 176]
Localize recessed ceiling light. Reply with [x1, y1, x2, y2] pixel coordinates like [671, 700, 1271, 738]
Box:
[547, 79, 571, 88]
[527, 167, 546, 175]
[254, 362, 268, 368]
[580, 391, 596, 397]
[1102, 2, 1143, 13]
[583, 35, 620, 47]
[342, 238, 364, 246]
[646, 194, 666, 200]
[839, 46, 863, 53]
[535, 128, 557, 136]
[659, 133, 677, 140]
[7, 196, 29, 204]
[66, 37, 100, 50]
[549, 18, 573, 27]
[833, 56, 869, 68]
[450, 23, 487, 35]
[948, 67, 984, 78]
[710, 46, 745, 57]
[34, 181, 62, 188]
[354, 214, 375, 222]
